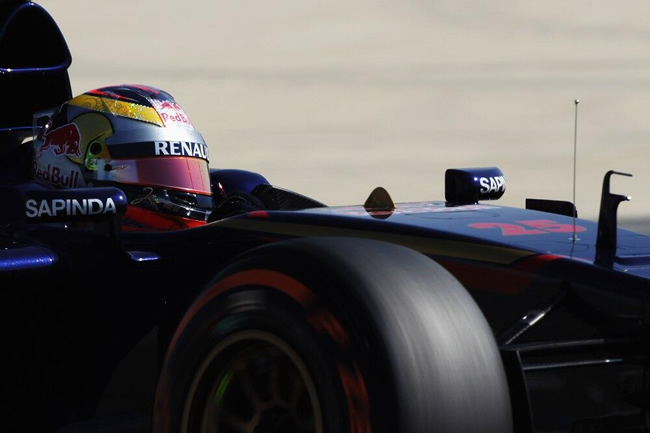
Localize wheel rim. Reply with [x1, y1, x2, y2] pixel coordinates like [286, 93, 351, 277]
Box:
[182, 330, 323, 433]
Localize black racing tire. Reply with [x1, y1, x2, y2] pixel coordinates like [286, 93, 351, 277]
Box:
[152, 237, 512, 433]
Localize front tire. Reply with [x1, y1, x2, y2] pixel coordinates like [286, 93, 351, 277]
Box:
[153, 237, 513, 433]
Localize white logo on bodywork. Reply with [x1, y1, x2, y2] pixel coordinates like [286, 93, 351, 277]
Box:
[479, 176, 506, 194]
[25, 198, 117, 218]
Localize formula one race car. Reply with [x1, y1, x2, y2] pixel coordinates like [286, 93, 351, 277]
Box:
[2, 2, 650, 433]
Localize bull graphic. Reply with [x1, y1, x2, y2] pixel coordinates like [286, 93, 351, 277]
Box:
[39, 124, 82, 157]
[158, 100, 181, 111]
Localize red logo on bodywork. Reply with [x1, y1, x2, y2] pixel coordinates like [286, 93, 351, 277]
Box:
[39, 124, 82, 157]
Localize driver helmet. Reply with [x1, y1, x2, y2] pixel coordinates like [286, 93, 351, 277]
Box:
[32, 84, 213, 231]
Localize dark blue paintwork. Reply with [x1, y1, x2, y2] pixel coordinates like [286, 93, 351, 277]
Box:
[222, 200, 650, 279]
[0, 1, 72, 132]
[210, 168, 270, 197]
[0, 244, 56, 271]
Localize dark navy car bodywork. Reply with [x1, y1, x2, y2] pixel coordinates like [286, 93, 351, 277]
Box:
[4, 173, 650, 432]
[2, 2, 650, 432]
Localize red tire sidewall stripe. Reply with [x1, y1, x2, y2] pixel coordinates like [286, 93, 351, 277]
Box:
[156, 268, 372, 433]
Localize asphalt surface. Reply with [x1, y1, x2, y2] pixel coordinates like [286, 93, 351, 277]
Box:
[39, 1, 650, 233]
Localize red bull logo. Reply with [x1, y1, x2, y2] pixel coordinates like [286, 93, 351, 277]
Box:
[154, 99, 193, 128]
[158, 101, 180, 110]
[33, 163, 82, 188]
[160, 110, 191, 125]
[39, 124, 82, 157]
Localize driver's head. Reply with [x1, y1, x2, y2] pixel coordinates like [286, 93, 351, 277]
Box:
[32, 84, 213, 231]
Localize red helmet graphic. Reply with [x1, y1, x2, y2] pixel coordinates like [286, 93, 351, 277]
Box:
[38, 124, 82, 157]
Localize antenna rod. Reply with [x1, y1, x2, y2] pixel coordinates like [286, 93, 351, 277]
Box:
[571, 99, 580, 247]
[573, 99, 579, 212]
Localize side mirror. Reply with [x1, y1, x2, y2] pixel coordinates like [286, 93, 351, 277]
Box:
[445, 167, 506, 204]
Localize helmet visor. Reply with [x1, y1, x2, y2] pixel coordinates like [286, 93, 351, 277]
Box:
[101, 157, 211, 195]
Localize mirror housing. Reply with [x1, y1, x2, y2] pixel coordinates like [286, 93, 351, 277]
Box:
[445, 167, 505, 204]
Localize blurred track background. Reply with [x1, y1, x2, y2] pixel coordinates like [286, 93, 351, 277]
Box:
[39, 1, 650, 232]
